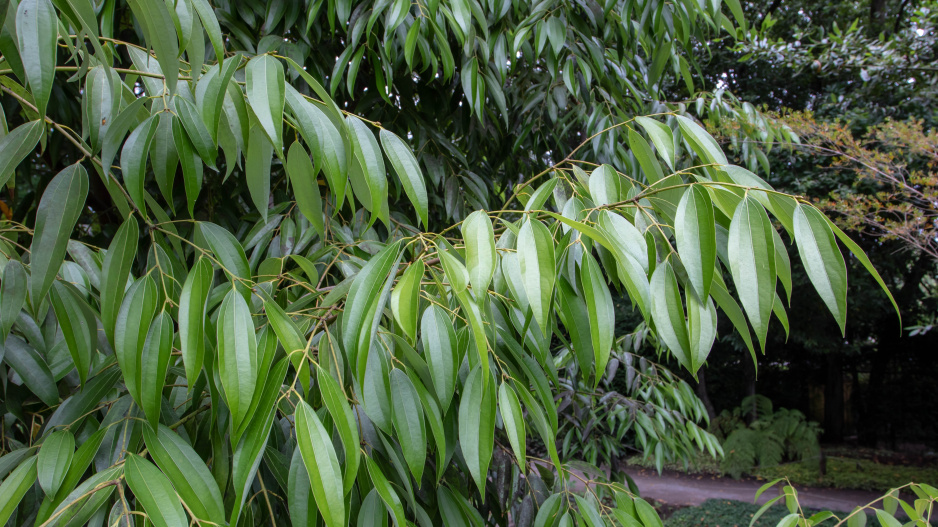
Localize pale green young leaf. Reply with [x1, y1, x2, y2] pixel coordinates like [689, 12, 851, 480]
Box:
[438, 243, 469, 294]
[391, 260, 423, 343]
[29, 163, 88, 307]
[295, 400, 345, 527]
[589, 164, 621, 207]
[365, 456, 406, 527]
[497, 382, 526, 469]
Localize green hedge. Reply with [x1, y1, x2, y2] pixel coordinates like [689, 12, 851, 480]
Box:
[664, 499, 836, 527]
[756, 457, 938, 492]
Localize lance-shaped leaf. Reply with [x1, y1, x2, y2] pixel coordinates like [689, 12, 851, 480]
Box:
[380, 129, 428, 227]
[589, 164, 621, 207]
[115, 276, 158, 402]
[366, 456, 407, 527]
[125, 0, 179, 94]
[49, 282, 96, 385]
[456, 288, 490, 386]
[143, 425, 226, 525]
[288, 450, 316, 527]
[728, 196, 776, 351]
[199, 222, 250, 283]
[497, 382, 526, 469]
[246, 54, 285, 151]
[315, 365, 360, 495]
[650, 262, 692, 365]
[347, 116, 388, 226]
[179, 257, 212, 387]
[175, 97, 217, 169]
[3, 336, 57, 405]
[246, 122, 273, 221]
[391, 260, 423, 343]
[100, 217, 139, 346]
[121, 115, 159, 216]
[676, 115, 727, 168]
[284, 86, 348, 209]
[37, 430, 73, 497]
[794, 204, 848, 335]
[140, 311, 174, 429]
[263, 296, 308, 384]
[15, 0, 56, 117]
[189, 0, 223, 63]
[217, 288, 257, 434]
[1, 260, 27, 342]
[151, 112, 179, 207]
[459, 366, 496, 496]
[286, 141, 324, 238]
[173, 116, 204, 215]
[636, 116, 676, 171]
[0, 457, 37, 526]
[295, 400, 345, 527]
[438, 244, 469, 293]
[518, 217, 555, 336]
[462, 210, 496, 294]
[676, 185, 716, 300]
[341, 240, 401, 370]
[629, 129, 664, 185]
[686, 289, 717, 375]
[29, 163, 89, 305]
[421, 304, 457, 413]
[580, 252, 614, 383]
[124, 453, 188, 527]
[390, 369, 427, 482]
[0, 120, 43, 188]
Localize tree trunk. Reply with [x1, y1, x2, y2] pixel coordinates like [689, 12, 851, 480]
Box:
[695, 367, 717, 420]
[823, 354, 844, 443]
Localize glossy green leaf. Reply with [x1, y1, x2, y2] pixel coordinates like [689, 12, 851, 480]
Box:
[140, 311, 174, 429]
[179, 257, 212, 387]
[0, 120, 43, 188]
[391, 260, 423, 343]
[175, 97, 217, 169]
[124, 453, 188, 527]
[295, 399, 345, 527]
[438, 243, 469, 293]
[636, 116, 676, 171]
[675, 185, 716, 300]
[126, 0, 179, 94]
[421, 303, 457, 413]
[365, 456, 406, 527]
[0, 456, 37, 525]
[218, 288, 257, 433]
[390, 369, 427, 481]
[246, 121, 274, 221]
[246, 54, 285, 151]
[347, 116, 388, 226]
[100, 217, 139, 347]
[462, 210, 496, 295]
[315, 365, 360, 495]
[518, 217, 555, 336]
[37, 430, 73, 497]
[580, 252, 614, 383]
[29, 163, 89, 305]
[49, 282, 95, 385]
[458, 366, 495, 496]
[199, 222, 251, 282]
[794, 204, 848, 335]
[286, 141, 325, 238]
[341, 240, 401, 371]
[0, 259, 27, 343]
[728, 196, 776, 351]
[121, 115, 159, 217]
[115, 276, 158, 402]
[589, 164, 621, 207]
[15, 0, 56, 116]
[380, 129, 428, 227]
[497, 382, 526, 469]
[650, 262, 691, 364]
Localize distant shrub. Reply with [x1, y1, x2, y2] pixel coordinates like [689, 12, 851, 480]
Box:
[712, 395, 822, 478]
[665, 499, 834, 527]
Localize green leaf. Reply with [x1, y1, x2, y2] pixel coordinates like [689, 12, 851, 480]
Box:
[0, 260, 27, 343]
[295, 400, 345, 527]
[246, 121, 274, 221]
[151, 112, 179, 207]
[199, 222, 251, 283]
[794, 204, 848, 335]
[341, 240, 401, 372]
[462, 210, 496, 294]
[37, 430, 73, 497]
[518, 217, 555, 336]
[459, 366, 495, 496]
[124, 453, 189, 527]
[140, 311, 174, 429]
[126, 0, 179, 94]
[115, 276, 158, 403]
[0, 338, 57, 405]
[217, 288, 257, 434]
[589, 164, 621, 207]
[315, 365, 360, 495]
[365, 456, 406, 527]
[636, 116, 676, 171]
[121, 115, 159, 217]
[380, 129, 428, 227]
[580, 252, 614, 383]
[650, 262, 691, 365]
[0, 120, 43, 188]
[29, 163, 89, 305]
[143, 425, 226, 525]
[455, 288, 490, 386]
[0, 456, 37, 526]
[284, 86, 348, 209]
[728, 196, 777, 351]
[48, 282, 95, 385]
[173, 112, 204, 215]
[175, 97, 217, 169]
[523, 178, 559, 212]
[497, 382, 526, 469]
[390, 369, 427, 482]
[421, 304, 457, 413]
[347, 116, 388, 226]
[286, 141, 325, 238]
[100, 217, 139, 347]
[825, 217, 900, 321]
[246, 54, 285, 152]
[15, 0, 56, 117]
[676, 115, 727, 168]
[629, 128, 664, 185]
[189, 0, 224, 63]
[686, 285, 717, 374]
[391, 260, 423, 343]
[675, 185, 716, 300]
[438, 243, 469, 293]
[179, 257, 212, 387]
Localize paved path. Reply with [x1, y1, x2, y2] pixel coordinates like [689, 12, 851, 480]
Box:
[622, 467, 884, 513]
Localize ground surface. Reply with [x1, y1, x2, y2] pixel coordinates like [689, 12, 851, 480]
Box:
[622, 466, 884, 512]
